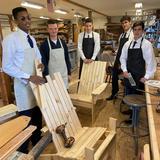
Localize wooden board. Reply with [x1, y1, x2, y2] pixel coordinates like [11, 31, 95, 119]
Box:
[0, 116, 30, 148]
[0, 125, 36, 160]
[0, 104, 17, 123]
[145, 85, 160, 160]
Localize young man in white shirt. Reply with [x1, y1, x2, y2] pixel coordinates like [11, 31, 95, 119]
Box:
[78, 18, 100, 77]
[120, 21, 156, 123]
[2, 7, 45, 153]
[106, 16, 134, 100]
[120, 21, 156, 95]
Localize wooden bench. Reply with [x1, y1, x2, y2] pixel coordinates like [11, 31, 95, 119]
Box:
[69, 61, 108, 124]
[31, 66, 117, 159]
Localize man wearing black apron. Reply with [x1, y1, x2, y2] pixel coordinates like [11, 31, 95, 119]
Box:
[120, 21, 156, 122]
[78, 18, 100, 78]
[107, 16, 133, 100]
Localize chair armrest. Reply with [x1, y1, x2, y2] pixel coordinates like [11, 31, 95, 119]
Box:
[92, 83, 108, 96]
[85, 131, 116, 160]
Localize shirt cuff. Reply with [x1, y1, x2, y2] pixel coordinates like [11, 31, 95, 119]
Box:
[144, 74, 149, 80]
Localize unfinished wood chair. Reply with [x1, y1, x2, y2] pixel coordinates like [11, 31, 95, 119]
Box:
[31, 68, 117, 159]
[69, 61, 108, 124]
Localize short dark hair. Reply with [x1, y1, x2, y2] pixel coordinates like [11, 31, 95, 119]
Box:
[132, 21, 145, 30]
[120, 15, 131, 23]
[12, 7, 27, 19]
[47, 19, 58, 25]
[84, 17, 93, 24]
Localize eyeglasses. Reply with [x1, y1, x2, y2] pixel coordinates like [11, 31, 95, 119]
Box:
[19, 15, 31, 21]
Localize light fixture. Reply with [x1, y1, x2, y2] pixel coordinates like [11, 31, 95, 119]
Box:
[135, 2, 143, 9]
[56, 18, 64, 21]
[136, 9, 143, 16]
[54, 9, 68, 15]
[21, 1, 44, 9]
[74, 12, 82, 18]
[40, 16, 49, 19]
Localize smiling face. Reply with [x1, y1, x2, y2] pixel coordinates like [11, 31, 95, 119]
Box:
[121, 20, 132, 32]
[15, 11, 31, 33]
[47, 23, 58, 39]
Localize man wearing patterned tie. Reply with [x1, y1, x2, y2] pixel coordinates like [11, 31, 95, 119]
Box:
[78, 18, 100, 77]
[120, 21, 156, 95]
[2, 7, 45, 153]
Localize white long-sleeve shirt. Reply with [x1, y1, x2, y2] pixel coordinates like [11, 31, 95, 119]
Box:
[2, 29, 41, 83]
[120, 36, 156, 79]
[78, 31, 100, 60]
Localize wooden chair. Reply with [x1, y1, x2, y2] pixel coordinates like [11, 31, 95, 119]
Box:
[69, 61, 108, 124]
[31, 69, 117, 159]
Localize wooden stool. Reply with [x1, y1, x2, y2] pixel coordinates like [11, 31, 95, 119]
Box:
[120, 94, 148, 155]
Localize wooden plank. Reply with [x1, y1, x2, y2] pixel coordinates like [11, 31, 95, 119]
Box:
[144, 144, 150, 160]
[145, 85, 160, 160]
[85, 148, 94, 160]
[54, 73, 81, 130]
[0, 125, 36, 160]
[0, 104, 17, 123]
[46, 77, 75, 136]
[0, 116, 30, 148]
[39, 85, 63, 152]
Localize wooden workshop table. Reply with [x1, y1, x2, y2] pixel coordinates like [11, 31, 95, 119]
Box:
[145, 66, 160, 160]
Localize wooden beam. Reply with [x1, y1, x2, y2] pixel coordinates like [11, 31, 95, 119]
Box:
[62, 0, 108, 17]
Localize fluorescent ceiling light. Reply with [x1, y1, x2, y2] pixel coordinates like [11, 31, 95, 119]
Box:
[21, 1, 44, 9]
[74, 15, 82, 18]
[54, 9, 68, 15]
[57, 18, 64, 21]
[135, 3, 143, 9]
[74, 13, 82, 18]
[40, 16, 49, 19]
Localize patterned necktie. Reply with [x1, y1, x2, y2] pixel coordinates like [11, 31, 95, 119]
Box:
[132, 41, 137, 48]
[27, 35, 34, 48]
[123, 32, 126, 38]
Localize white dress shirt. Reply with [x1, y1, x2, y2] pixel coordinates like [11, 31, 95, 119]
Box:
[78, 31, 100, 60]
[120, 36, 156, 79]
[2, 29, 41, 83]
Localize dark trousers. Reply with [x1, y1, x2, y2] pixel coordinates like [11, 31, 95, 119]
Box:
[18, 106, 42, 153]
[111, 67, 123, 96]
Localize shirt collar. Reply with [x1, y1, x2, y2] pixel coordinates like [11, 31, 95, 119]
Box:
[17, 28, 29, 37]
[133, 36, 143, 44]
[85, 31, 92, 35]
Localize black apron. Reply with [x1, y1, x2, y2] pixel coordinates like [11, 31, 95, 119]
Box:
[125, 38, 145, 91]
[79, 32, 95, 77]
[114, 31, 131, 68]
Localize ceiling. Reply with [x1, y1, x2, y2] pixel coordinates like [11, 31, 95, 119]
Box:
[0, 0, 160, 20]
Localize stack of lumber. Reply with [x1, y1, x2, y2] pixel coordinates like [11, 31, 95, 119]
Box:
[0, 116, 36, 160]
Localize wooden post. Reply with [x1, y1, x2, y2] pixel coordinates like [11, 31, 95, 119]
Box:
[0, 15, 13, 105]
